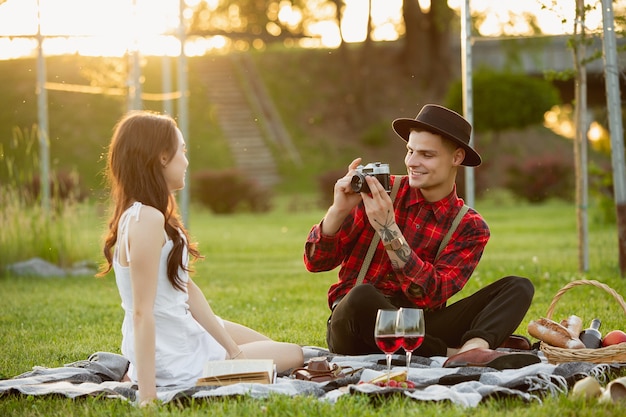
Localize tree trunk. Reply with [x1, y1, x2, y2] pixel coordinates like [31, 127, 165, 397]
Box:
[401, 0, 427, 78]
[331, 0, 345, 52]
[354, 0, 374, 120]
[342, 0, 374, 129]
[330, 0, 355, 127]
[400, 0, 455, 94]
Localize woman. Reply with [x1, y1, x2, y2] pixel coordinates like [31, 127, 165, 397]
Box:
[98, 111, 303, 405]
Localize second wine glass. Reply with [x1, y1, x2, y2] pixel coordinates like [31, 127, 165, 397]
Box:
[374, 309, 402, 382]
[397, 308, 425, 375]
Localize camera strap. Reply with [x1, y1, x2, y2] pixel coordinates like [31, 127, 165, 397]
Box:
[355, 177, 469, 286]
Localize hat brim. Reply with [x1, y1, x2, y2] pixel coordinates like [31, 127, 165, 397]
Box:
[392, 118, 482, 167]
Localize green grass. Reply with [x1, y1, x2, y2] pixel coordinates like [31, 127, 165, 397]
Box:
[0, 187, 101, 270]
[1, 198, 625, 416]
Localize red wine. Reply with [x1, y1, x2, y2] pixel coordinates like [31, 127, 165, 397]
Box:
[375, 335, 403, 354]
[402, 335, 424, 352]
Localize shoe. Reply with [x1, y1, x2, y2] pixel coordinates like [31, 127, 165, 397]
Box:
[499, 334, 532, 350]
[571, 376, 603, 399]
[443, 348, 541, 370]
[601, 376, 626, 403]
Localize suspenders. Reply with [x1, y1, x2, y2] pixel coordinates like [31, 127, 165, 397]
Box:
[356, 176, 469, 285]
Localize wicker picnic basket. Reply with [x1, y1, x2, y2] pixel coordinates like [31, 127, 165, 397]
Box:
[540, 279, 626, 364]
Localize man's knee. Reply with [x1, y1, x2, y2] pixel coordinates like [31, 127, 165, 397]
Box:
[511, 276, 534, 297]
[345, 283, 382, 304]
[502, 275, 534, 305]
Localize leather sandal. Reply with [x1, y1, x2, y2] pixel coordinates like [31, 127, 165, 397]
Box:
[499, 334, 532, 350]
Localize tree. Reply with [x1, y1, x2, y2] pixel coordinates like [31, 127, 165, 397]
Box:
[187, 0, 309, 47]
[542, 0, 626, 274]
[400, 0, 456, 93]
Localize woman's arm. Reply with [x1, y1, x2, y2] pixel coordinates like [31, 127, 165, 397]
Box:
[188, 280, 304, 372]
[128, 206, 165, 405]
[186, 278, 243, 359]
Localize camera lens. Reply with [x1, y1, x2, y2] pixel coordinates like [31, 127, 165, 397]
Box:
[350, 173, 369, 193]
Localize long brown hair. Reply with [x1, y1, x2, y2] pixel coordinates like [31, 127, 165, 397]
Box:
[98, 111, 200, 291]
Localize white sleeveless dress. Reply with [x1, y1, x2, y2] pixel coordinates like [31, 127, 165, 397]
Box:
[113, 202, 226, 387]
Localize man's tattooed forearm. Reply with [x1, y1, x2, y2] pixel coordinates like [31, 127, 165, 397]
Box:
[375, 210, 396, 241]
[395, 244, 411, 263]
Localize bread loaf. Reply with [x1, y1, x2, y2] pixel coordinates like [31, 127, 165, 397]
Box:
[528, 317, 585, 349]
[560, 315, 583, 339]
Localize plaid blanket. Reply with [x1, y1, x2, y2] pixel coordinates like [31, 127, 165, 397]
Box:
[2, 347, 625, 408]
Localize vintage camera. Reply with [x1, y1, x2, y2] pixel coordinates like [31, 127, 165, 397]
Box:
[350, 162, 391, 193]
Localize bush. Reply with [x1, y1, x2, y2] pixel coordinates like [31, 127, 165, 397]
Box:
[191, 169, 272, 214]
[589, 161, 615, 224]
[445, 69, 560, 133]
[505, 154, 575, 203]
[26, 170, 88, 203]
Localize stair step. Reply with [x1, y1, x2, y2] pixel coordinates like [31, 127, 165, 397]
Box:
[197, 56, 284, 188]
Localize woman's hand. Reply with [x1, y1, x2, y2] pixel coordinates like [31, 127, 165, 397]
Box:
[138, 395, 160, 408]
[229, 349, 248, 360]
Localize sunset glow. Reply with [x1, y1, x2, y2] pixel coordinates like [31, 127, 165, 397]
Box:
[0, 0, 182, 58]
[0, 0, 619, 60]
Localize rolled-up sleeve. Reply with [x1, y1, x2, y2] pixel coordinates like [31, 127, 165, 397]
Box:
[304, 220, 344, 272]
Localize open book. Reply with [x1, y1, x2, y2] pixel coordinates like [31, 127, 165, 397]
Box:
[196, 359, 276, 386]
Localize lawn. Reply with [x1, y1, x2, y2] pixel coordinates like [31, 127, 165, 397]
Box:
[1, 197, 625, 416]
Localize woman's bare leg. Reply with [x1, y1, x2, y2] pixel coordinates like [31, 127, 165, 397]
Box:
[223, 320, 303, 372]
[240, 340, 304, 373]
[223, 320, 272, 344]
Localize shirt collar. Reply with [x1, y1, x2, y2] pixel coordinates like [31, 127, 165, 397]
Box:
[406, 184, 461, 222]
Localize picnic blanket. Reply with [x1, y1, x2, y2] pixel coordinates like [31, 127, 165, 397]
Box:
[2, 347, 625, 408]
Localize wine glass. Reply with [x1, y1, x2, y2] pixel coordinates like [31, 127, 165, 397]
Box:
[374, 309, 402, 382]
[397, 308, 425, 375]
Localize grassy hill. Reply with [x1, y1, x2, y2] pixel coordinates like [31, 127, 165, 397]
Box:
[0, 44, 598, 205]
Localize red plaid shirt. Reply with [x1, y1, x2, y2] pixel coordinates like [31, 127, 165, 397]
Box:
[304, 176, 490, 311]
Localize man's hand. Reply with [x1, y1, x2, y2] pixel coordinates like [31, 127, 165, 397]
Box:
[331, 158, 365, 212]
[321, 158, 365, 235]
[360, 175, 396, 239]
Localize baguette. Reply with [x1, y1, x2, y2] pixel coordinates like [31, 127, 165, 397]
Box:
[560, 315, 583, 339]
[528, 317, 585, 349]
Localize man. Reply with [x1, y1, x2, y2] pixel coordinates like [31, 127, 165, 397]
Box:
[304, 104, 538, 369]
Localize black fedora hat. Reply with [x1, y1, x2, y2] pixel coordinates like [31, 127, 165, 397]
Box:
[392, 104, 482, 167]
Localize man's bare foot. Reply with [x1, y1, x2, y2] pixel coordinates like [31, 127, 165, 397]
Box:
[454, 337, 489, 355]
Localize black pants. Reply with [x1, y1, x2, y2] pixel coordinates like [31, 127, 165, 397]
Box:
[326, 276, 534, 357]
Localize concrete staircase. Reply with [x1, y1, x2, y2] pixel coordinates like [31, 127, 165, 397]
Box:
[195, 54, 300, 189]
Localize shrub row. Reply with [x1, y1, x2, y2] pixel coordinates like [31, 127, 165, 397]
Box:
[191, 169, 272, 214]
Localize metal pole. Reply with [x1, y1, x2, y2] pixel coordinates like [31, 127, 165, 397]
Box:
[177, 0, 190, 226]
[36, 0, 50, 213]
[128, 0, 142, 111]
[162, 56, 173, 115]
[461, 0, 475, 206]
[574, 0, 589, 271]
[128, 50, 142, 110]
[600, 0, 626, 275]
